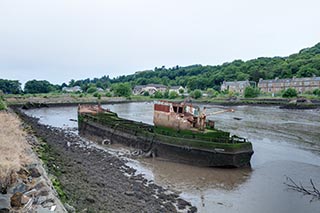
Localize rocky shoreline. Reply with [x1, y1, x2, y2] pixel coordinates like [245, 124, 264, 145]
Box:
[13, 108, 197, 213]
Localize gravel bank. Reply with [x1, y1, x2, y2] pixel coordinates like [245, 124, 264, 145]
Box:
[14, 108, 197, 213]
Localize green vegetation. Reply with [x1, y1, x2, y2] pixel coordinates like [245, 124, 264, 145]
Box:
[111, 83, 132, 97]
[87, 86, 98, 94]
[0, 91, 6, 110]
[282, 88, 298, 98]
[24, 80, 59, 94]
[190, 89, 203, 99]
[244, 86, 260, 98]
[80, 112, 252, 152]
[0, 79, 21, 94]
[169, 91, 179, 99]
[35, 139, 67, 202]
[313, 88, 320, 96]
[1, 42, 320, 99]
[109, 43, 320, 91]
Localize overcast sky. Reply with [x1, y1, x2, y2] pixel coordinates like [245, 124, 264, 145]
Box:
[0, 0, 319, 85]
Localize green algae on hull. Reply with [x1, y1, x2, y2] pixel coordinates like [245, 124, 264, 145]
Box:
[78, 103, 253, 167]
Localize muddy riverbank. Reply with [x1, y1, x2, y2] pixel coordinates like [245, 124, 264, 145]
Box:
[22, 103, 320, 212]
[13, 107, 197, 213]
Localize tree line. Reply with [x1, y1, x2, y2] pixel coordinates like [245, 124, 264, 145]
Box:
[1, 42, 320, 94]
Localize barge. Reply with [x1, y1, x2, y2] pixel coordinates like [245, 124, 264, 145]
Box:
[78, 101, 253, 167]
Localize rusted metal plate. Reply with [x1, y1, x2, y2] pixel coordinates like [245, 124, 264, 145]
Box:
[154, 104, 170, 112]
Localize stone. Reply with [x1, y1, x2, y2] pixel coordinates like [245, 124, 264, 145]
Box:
[12, 183, 28, 194]
[10, 192, 23, 208]
[36, 189, 49, 197]
[34, 206, 52, 213]
[24, 189, 37, 196]
[0, 195, 10, 212]
[64, 203, 76, 213]
[33, 180, 46, 190]
[20, 195, 30, 205]
[124, 191, 134, 196]
[29, 168, 41, 178]
[85, 196, 95, 203]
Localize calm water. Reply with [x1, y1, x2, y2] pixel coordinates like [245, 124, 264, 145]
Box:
[24, 103, 320, 213]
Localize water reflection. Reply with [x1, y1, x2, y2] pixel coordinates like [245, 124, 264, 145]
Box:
[140, 158, 252, 191]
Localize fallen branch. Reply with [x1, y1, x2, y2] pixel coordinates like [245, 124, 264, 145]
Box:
[284, 176, 320, 200]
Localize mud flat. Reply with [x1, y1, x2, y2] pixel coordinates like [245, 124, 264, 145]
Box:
[14, 108, 197, 213]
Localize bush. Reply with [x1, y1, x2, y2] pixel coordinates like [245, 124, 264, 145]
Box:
[87, 87, 97, 94]
[143, 91, 150, 96]
[154, 91, 163, 99]
[0, 99, 6, 110]
[105, 92, 112, 97]
[313, 89, 320, 96]
[169, 91, 179, 99]
[111, 83, 132, 97]
[244, 86, 260, 98]
[93, 92, 101, 99]
[191, 89, 202, 99]
[282, 88, 298, 98]
[163, 90, 169, 99]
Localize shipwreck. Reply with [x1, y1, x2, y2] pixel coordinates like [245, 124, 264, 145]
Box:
[77, 101, 253, 167]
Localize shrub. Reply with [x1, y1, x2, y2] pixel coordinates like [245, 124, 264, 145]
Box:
[87, 87, 97, 94]
[244, 86, 260, 98]
[282, 88, 298, 98]
[154, 91, 163, 99]
[191, 89, 202, 99]
[169, 91, 179, 99]
[143, 91, 150, 96]
[313, 89, 320, 96]
[105, 92, 112, 97]
[0, 99, 6, 110]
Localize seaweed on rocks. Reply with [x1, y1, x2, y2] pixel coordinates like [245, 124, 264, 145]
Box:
[12, 107, 197, 213]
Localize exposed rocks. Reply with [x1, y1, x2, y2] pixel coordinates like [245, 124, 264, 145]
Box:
[13, 107, 198, 213]
[0, 195, 10, 212]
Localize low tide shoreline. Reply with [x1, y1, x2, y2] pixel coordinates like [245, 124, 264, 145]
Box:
[12, 107, 197, 212]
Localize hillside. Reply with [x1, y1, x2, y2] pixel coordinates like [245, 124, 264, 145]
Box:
[108, 42, 320, 91]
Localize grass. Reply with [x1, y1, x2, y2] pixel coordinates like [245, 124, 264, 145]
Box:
[0, 112, 31, 183]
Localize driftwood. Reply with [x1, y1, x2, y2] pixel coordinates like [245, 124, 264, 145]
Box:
[284, 176, 320, 201]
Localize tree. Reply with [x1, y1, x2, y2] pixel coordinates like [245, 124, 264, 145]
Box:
[24, 80, 53, 94]
[87, 86, 97, 94]
[112, 83, 132, 97]
[282, 88, 298, 98]
[0, 79, 21, 94]
[313, 88, 320, 96]
[154, 91, 163, 99]
[191, 89, 202, 99]
[163, 89, 169, 99]
[143, 91, 150, 96]
[206, 88, 218, 98]
[244, 86, 260, 98]
[169, 91, 178, 99]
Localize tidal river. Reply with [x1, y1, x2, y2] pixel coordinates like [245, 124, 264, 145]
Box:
[24, 102, 320, 213]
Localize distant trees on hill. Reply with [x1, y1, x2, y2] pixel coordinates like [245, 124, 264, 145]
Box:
[0, 79, 21, 94]
[1, 42, 320, 95]
[24, 80, 59, 94]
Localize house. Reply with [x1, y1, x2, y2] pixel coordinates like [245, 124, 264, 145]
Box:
[62, 86, 82, 93]
[133, 84, 167, 95]
[220, 80, 251, 94]
[258, 76, 320, 93]
[169, 86, 185, 95]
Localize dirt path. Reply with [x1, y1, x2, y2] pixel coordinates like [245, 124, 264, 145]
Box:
[14, 108, 197, 213]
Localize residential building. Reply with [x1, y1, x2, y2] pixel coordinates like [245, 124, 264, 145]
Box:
[169, 86, 185, 95]
[133, 84, 167, 95]
[220, 80, 251, 94]
[62, 86, 82, 93]
[258, 76, 320, 93]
